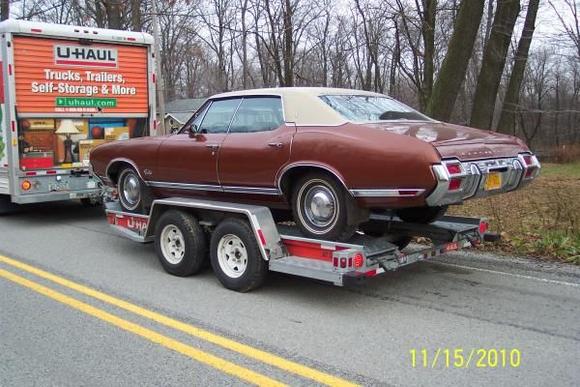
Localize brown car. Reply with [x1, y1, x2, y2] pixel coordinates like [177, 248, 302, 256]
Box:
[90, 87, 540, 241]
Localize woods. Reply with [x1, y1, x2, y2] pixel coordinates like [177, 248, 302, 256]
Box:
[3, 0, 580, 156]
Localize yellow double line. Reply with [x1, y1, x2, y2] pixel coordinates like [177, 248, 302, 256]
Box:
[0, 255, 357, 386]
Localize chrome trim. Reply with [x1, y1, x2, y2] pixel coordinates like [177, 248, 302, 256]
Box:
[276, 162, 351, 197]
[105, 158, 146, 183]
[147, 181, 223, 192]
[146, 180, 281, 196]
[426, 154, 539, 206]
[222, 186, 281, 195]
[349, 188, 426, 198]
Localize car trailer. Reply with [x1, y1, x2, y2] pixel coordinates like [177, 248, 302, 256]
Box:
[104, 197, 497, 292]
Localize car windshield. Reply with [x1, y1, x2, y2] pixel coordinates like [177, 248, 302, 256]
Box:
[320, 95, 431, 123]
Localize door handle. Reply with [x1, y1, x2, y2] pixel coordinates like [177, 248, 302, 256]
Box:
[268, 142, 283, 148]
[206, 144, 220, 150]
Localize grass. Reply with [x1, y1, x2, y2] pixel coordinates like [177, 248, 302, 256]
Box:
[449, 162, 580, 264]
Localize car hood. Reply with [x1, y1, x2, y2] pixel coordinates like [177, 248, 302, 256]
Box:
[366, 121, 530, 161]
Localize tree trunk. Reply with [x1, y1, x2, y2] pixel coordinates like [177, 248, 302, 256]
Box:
[131, 0, 141, 31]
[470, 0, 521, 130]
[497, 0, 540, 134]
[1, 0, 9, 20]
[420, 0, 437, 110]
[426, 0, 485, 121]
[282, 0, 294, 86]
[104, 0, 123, 30]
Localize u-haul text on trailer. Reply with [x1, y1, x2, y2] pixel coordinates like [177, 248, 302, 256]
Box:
[0, 20, 156, 211]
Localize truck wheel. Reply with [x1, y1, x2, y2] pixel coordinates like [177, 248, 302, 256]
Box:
[118, 167, 151, 214]
[292, 172, 357, 241]
[210, 218, 267, 292]
[359, 220, 412, 249]
[0, 195, 19, 215]
[396, 205, 447, 224]
[154, 210, 207, 276]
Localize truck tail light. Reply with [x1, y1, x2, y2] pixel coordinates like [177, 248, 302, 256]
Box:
[21, 180, 32, 191]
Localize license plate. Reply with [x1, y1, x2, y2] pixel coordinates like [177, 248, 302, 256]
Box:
[484, 172, 502, 191]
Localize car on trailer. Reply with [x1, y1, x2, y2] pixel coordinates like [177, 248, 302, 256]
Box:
[90, 87, 540, 243]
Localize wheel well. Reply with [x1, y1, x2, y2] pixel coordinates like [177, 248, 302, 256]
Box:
[107, 161, 133, 184]
[279, 166, 348, 198]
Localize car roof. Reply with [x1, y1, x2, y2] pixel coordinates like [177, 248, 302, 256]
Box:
[209, 87, 388, 126]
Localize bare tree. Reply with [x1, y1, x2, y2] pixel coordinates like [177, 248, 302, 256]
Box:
[427, 0, 485, 121]
[470, 0, 521, 129]
[550, 0, 580, 59]
[497, 0, 540, 134]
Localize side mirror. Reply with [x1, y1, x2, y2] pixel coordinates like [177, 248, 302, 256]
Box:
[188, 124, 200, 138]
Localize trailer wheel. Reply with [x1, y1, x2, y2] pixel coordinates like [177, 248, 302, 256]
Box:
[210, 218, 267, 292]
[154, 210, 207, 277]
[118, 167, 151, 214]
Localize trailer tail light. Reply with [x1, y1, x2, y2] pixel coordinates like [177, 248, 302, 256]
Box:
[479, 220, 489, 235]
[448, 178, 462, 191]
[353, 253, 364, 268]
[257, 229, 266, 246]
[21, 180, 32, 191]
[31, 28, 42, 33]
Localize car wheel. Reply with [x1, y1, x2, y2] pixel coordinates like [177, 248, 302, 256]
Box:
[359, 220, 412, 249]
[396, 205, 448, 224]
[154, 210, 207, 276]
[210, 218, 267, 292]
[292, 172, 358, 241]
[117, 167, 151, 214]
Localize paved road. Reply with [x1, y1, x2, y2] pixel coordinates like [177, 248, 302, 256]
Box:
[1, 202, 579, 386]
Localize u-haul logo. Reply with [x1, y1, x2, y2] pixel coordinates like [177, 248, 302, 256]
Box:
[54, 45, 118, 68]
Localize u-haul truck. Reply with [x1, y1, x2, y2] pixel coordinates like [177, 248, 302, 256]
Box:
[0, 20, 156, 211]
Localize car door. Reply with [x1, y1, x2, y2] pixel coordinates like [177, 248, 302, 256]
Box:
[155, 98, 241, 190]
[218, 96, 295, 193]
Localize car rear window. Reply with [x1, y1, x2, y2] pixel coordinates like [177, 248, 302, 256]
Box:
[320, 95, 431, 123]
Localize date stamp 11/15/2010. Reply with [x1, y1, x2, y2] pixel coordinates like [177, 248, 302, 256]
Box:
[410, 348, 521, 369]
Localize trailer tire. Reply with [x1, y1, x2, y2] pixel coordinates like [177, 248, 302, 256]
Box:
[210, 218, 267, 292]
[117, 167, 152, 214]
[154, 210, 207, 277]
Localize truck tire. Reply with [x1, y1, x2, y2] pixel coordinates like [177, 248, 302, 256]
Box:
[117, 167, 152, 214]
[359, 220, 412, 249]
[154, 210, 207, 276]
[0, 195, 19, 215]
[210, 218, 267, 292]
[291, 172, 358, 241]
[396, 205, 447, 224]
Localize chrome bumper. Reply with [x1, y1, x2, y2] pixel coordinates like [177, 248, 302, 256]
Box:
[426, 153, 541, 206]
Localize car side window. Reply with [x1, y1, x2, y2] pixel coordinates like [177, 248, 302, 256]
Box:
[181, 101, 210, 134]
[229, 97, 284, 133]
[198, 98, 241, 134]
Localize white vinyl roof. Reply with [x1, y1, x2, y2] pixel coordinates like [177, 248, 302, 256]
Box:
[211, 87, 388, 126]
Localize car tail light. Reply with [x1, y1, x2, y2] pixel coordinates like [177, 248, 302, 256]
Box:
[354, 253, 364, 268]
[449, 178, 462, 191]
[523, 155, 532, 166]
[446, 163, 462, 175]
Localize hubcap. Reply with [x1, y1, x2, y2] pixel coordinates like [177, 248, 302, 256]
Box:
[121, 172, 140, 210]
[217, 234, 248, 279]
[303, 185, 337, 228]
[160, 225, 185, 264]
